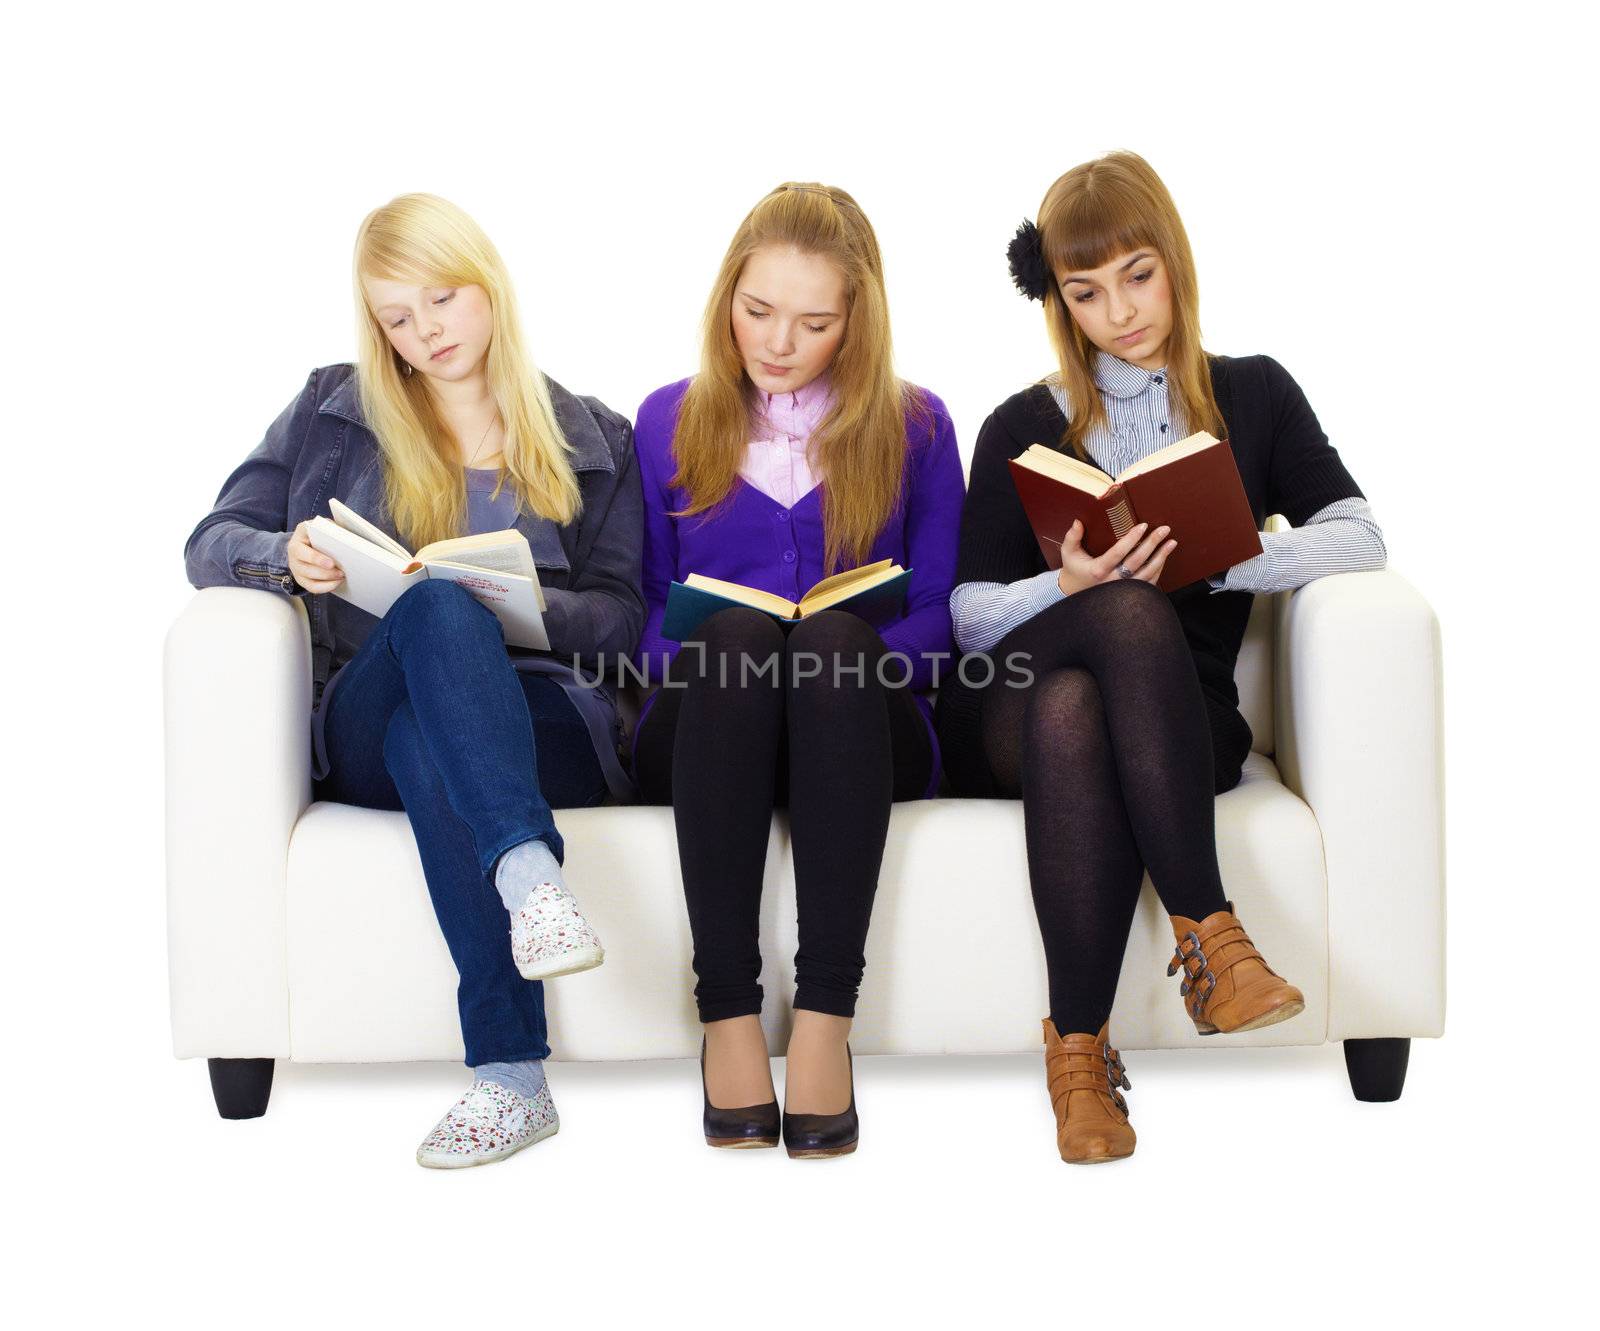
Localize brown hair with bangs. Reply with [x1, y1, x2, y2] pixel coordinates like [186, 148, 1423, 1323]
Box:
[672, 182, 925, 573]
[1036, 151, 1223, 460]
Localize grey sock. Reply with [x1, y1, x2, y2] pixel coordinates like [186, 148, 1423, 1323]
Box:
[474, 1059, 547, 1100]
[494, 838, 565, 913]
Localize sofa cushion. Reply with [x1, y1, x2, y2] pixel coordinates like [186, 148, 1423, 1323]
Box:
[1236, 590, 1275, 754]
[284, 753, 1325, 1061]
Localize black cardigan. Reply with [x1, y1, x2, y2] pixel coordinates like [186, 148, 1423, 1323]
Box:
[938, 353, 1364, 780]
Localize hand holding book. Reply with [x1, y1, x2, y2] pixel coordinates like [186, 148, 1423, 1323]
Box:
[288, 520, 345, 594]
[1007, 431, 1262, 593]
[1056, 518, 1176, 596]
[302, 498, 550, 650]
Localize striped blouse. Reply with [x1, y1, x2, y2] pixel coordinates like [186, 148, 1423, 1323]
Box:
[950, 352, 1386, 655]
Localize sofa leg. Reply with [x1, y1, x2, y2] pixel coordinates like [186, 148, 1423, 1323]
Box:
[1343, 1038, 1409, 1102]
[208, 1058, 275, 1119]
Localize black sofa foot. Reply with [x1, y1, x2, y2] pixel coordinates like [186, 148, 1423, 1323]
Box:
[1343, 1038, 1410, 1102]
[208, 1058, 275, 1119]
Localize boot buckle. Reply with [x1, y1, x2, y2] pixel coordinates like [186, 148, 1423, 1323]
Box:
[1167, 930, 1203, 977]
[1103, 1044, 1132, 1092]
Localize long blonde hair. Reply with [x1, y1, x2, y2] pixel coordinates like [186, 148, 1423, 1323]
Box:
[1036, 152, 1223, 460]
[673, 182, 924, 573]
[353, 193, 581, 549]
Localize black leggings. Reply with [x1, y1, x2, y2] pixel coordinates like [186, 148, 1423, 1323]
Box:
[633, 607, 934, 1022]
[941, 579, 1249, 1036]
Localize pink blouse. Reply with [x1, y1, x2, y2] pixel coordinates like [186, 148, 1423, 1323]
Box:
[738, 373, 831, 506]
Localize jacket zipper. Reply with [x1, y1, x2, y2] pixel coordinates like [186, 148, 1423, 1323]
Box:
[236, 562, 296, 593]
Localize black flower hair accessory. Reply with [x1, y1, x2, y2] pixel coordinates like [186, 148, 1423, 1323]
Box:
[1007, 219, 1049, 302]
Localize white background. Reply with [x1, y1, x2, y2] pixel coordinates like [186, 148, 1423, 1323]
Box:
[7, 1, 1594, 1324]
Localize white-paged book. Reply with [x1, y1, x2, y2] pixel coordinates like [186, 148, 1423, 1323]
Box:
[305, 497, 549, 650]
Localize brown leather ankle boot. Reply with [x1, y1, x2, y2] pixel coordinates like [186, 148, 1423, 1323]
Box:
[1042, 1020, 1136, 1165]
[1167, 902, 1305, 1035]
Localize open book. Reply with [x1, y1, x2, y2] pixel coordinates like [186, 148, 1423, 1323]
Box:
[305, 498, 550, 650]
[660, 559, 912, 642]
[1007, 431, 1262, 593]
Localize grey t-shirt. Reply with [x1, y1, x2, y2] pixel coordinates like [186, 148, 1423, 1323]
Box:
[465, 466, 520, 535]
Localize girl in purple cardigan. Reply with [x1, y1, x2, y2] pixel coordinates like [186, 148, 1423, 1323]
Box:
[630, 183, 965, 1158]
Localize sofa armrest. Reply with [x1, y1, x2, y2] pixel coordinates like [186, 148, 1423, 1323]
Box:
[164, 588, 312, 1058]
[1273, 570, 1445, 1040]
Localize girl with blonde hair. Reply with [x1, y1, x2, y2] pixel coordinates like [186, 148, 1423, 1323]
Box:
[630, 182, 965, 1158]
[185, 193, 644, 1168]
[939, 151, 1386, 1163]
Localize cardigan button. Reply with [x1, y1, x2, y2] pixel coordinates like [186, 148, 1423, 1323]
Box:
[782, 550, 797, 564]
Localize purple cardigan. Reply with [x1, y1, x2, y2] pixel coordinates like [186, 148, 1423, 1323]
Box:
[633, 377, 965, 780]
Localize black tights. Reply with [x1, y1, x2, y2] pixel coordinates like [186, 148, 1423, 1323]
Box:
[633, 607, 933, 1022]
[978, 579, 1240, 1036]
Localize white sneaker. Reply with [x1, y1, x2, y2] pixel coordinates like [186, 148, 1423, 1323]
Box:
[511, 879, 606, 980]
[415, 1079, 559, 1169]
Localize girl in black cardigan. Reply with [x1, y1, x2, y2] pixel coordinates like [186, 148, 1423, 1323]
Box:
[937, 152, 1385, 1164]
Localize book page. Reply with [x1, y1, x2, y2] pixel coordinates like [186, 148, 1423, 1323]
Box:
[800, 559, 894, 603]
[417, 530, 535, 580]
[329, 497, 412, 561]
[1015, 444, 1111, 496]
[1116, 431, 1219, 481]
[683, 572, 799, 619]
[797, 560, 902, 615]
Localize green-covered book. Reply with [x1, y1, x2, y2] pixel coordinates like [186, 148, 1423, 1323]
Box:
[661, 559, 912, 642]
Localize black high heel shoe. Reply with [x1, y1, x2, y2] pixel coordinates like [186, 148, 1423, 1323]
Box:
[782, 1043, 858, 1159]
[701, 1036, 780, 1149]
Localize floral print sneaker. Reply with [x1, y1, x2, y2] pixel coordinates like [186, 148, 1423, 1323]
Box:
[415, 1079, 560, 1169]
[510, 879, 606, 981]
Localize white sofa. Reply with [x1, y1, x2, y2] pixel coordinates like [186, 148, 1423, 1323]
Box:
[165, 532, 1445, 1119]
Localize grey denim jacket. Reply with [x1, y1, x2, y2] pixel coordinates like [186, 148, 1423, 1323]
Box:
[185, 363, 645, 700]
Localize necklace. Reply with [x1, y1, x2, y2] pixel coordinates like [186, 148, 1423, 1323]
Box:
[464, 412, 501, 470]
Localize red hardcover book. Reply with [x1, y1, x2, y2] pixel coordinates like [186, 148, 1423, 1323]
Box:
[1006, 432, 1264, 593]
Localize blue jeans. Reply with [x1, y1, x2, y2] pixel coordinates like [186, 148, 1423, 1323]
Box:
[315, 580, 606, 1066]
